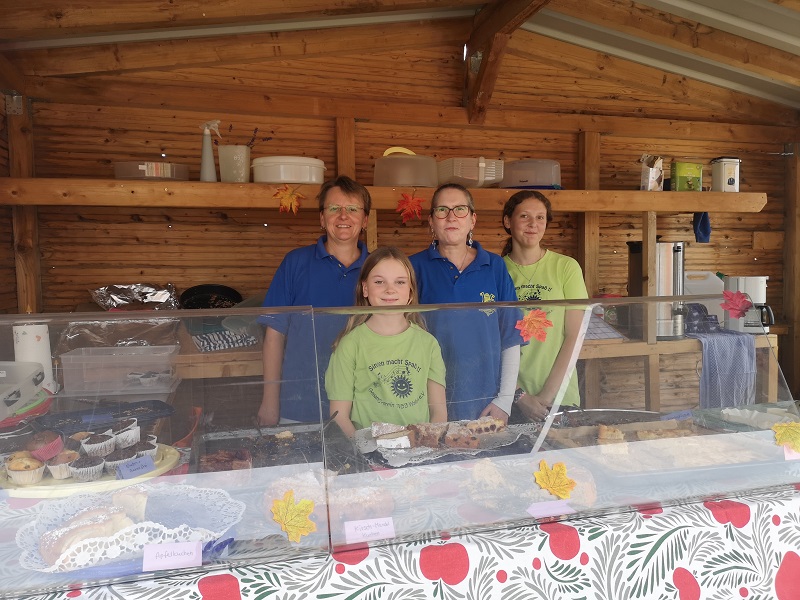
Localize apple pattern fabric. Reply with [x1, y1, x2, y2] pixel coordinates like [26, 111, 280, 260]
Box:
[15, 483, 800, 599]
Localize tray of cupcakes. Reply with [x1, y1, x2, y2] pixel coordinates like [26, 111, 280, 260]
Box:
[1, 418, 180, 498]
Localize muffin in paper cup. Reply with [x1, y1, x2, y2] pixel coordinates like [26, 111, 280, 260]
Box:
[114, 426, 141, 449]
[27, 431, 64, 462]
[69, 456, 105, 482]
[46, 450, 80, 480]
[146, 434, 158, 445]
[81, 434, 116, 457]
[104, 447, 138, 476]
[131, 441, 158, 460]
[7, 457, 45, 485]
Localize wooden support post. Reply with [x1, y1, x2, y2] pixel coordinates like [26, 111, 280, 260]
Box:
[642, 210, 660, 410]
[783, 142, 800, 398]
[8, 95, 42, 314]
[335, 117, 356, 178]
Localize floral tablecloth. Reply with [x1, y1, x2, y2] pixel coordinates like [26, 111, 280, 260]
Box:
[15, 483, 800, 600]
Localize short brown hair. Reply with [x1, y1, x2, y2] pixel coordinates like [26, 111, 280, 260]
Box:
[318, 175, 372, 213]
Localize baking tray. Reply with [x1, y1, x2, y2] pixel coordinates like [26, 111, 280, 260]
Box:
[551, 409, 662, 428]
[31, 400, 174, 435]
[191, 421, 371, 475]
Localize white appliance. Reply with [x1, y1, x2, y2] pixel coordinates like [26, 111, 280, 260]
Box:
[723, 276, 774, 333]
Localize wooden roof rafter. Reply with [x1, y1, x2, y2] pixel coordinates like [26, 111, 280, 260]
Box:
[464, 0, 552, 124]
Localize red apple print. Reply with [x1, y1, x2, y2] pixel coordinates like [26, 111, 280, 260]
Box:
[419, 543, 470, 585]
[580, 552, 589, 565]
[673, 567, 701, 600]
[333, 543, 370, 565]
[532, 557, 542, 569]
[198, 574, 242, 600]
[776, 551, 800, 600]
[739, 587, 748, 597]
[540, 522, 580, 560]
[335, 563, 345, 574]
[773, 515, 782, 526]
[497, 570, 507, 583]
[441, 532, 451, 541]
[703, 500, 751, 528]
[66, 592, 81, 599]
[636, 503, 663, 517]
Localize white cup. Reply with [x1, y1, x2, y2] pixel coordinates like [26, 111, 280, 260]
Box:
[217, 145, 251, 183]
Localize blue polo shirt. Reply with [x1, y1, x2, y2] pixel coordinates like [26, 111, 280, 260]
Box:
[261, 236, 368, 422]
[409, 241, 523, 420]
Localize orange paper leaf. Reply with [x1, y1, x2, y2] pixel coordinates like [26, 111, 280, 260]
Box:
[773, 422, 800, 453]
[273, 184, 304, 215]
[396, 192, 424, 224]
[534, 460, 576, 500]
[271, 490, 317, 542]
[516, 309, 554, 342]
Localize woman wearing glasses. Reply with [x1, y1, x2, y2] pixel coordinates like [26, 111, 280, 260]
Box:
[410, 183, 523, 423]
[258, 175, 371, 426]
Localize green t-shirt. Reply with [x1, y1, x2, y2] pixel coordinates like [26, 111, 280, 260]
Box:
[504, 250, 588, 406]
[324, 322, 446, 430]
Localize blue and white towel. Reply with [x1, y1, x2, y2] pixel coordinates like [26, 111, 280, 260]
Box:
[686, 331, 756, 409]
[192, 329, 260, 353]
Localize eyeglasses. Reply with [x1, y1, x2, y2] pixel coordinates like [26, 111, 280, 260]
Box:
[432, 205, 471, 219]
[325, 204, 364, 215]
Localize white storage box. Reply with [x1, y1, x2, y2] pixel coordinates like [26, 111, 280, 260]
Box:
[373, 147, 438, 187]
[60, 345, 179, 395]
[0, 362, 45, 421]
[437, 157, 504, 187]
[501, 159, 561, 188]
[251, 156, 326, 184]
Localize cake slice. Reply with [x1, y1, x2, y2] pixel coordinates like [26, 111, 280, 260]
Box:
[444, 422, 480, 449]
[597, 424, 625, 444]
[371, 422, 407, 438]
[407, 422, 448, 448]
[465, 416, 506, 435]
[376, 429, 414, 449]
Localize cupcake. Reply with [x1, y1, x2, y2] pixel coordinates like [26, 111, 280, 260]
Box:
[81, 434, 115, 457]
[6, 450, 33, 463]
[146, 434, 158, 445]
[46, 450, 80, 480]
[104, 446, 137, 475]
[69, 456, 105, 482]
[70, 431, 94, 443]
[113, 424, 140, 450]
[7, 456, 45, 485]
[131, 440, 158, 460]
[25, 431, 64, 462]
[111, 418, 137, 434]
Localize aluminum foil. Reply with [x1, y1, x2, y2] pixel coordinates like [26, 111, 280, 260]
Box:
[90, 283, 180, 311]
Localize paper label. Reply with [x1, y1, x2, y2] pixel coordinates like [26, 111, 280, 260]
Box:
[527, 500, 576, 519]
[783, 445, 800, 461]
[662, 410, 693, 421]
[117, 455, 156, 479]
[142, 541, 202, 571]
[344, 517, 396, 544]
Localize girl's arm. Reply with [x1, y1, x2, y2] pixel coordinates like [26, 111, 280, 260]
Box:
[330, 400, 356, 438]
[427, 380, 447, 423]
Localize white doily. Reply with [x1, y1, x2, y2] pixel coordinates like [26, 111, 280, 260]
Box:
[17, 483, 245, 573]
[354, 422, 540, 467]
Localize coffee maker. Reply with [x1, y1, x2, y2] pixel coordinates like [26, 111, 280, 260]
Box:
[627, 241, 686, 339]
[723, 276, 775, 333]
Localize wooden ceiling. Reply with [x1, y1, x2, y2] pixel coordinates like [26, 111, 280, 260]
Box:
[0, 0, 799, 128]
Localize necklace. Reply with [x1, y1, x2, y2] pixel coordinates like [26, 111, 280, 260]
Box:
[507, 249, 546, 287]
[457, 247, 471, 272]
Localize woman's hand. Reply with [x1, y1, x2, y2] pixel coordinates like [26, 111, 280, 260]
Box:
[516, 392, 551, 421]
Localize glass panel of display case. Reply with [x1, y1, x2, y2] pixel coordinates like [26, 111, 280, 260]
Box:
[0, 306, 329, 598]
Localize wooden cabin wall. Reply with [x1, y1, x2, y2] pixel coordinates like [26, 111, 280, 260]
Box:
[0, 93, 18, 314]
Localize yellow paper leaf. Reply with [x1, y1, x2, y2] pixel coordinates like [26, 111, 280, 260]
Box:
[271, 490, 317, 542]
[772, 422, 800, 453]
[534, 460, 576, 500]
[273, 184, 304, 214]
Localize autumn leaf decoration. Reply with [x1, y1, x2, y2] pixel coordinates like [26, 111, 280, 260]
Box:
[534, 460, 576, 500]
[516, 309, 554, 343]
[396, 191, 424, 224]
[273, 184, 304, 214]
[271, 490, 317, 542]
[720, 290, 752, 319]
[772, 422, 800, 453]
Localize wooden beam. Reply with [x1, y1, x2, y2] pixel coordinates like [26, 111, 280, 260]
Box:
[7, 98, 43, 314]
[551, 0, 800, 88]
[465, 33, 509, 124]
[783, 142, 800, 398]
[0, 53, 28, 94]
[0, 1, 483, 41]
[26, 76, 800, 143]
[767, 0, 800, 10]
[468, 0, 552, 51]
[9, 19, 472, 76]
[507, 31, 800, 126]
[335, 117, 356, 178]
[577, 131, 600, 297]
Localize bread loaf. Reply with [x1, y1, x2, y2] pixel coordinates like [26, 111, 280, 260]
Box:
[39, 507, 133, 566]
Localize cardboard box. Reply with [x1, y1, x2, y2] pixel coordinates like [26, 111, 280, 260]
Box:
[671, 162, 703, 192]
[0, 362, 45, 421]
[639, 155, 664, 191]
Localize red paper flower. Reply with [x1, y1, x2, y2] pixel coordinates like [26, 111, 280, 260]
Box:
[516, 309, 553, 342]
[396, 192, 424, 224]
[720, 290, 752, 319]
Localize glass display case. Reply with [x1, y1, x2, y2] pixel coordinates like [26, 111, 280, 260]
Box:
[0, 294, 795, 598]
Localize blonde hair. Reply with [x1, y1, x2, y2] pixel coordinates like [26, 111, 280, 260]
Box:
[332, 247, 425, 349]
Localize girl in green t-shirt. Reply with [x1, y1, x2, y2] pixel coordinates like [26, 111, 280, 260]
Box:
[325, 247, 447, 437]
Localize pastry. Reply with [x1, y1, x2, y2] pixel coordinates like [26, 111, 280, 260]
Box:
[275, 430, 294, 440]
[7, 456, 45, 485]
[444, 423, 480, 449]
[407, 422, 448, 448]
[635, 428, 694, 441]
[130, 440, 158, 459]
[104, 446, 138, 475]
[199, 449, 252, 472]
[46, 450, 80, 480]
[465, 416, 506, 435]
[81, 434, 116, 457]
[375, 429, 413, 449]
[110, 418, 137, 434]
[371, 422, 407, 438]
[112, 487, 149, 521]
[69, 456, 105, 482]
[25, 431, 64, 462]
[69, 432, 93, 442]
[39, 506, 134, 566]
[6, 450, 33, 462]
[597, 424, 625, 444]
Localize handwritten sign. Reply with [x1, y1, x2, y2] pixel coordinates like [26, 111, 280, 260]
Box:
[344, 517, 396, 545]
[117, 455, 156, 479]
[527, 500, 576, 520]
[142, 541, 202, 572]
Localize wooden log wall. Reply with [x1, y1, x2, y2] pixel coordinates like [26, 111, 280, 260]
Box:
[0, 95, 17, 314]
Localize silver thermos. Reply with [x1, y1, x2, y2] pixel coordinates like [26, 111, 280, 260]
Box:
[627, 241, 686, 339]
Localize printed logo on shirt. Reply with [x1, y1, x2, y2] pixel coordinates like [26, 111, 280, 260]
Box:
[367, 359, 425, 409]
[517, 283, 552, 302]
[479, 291, 496, 315]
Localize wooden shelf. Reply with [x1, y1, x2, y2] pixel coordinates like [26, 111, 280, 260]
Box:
[0, 177, 767, 213]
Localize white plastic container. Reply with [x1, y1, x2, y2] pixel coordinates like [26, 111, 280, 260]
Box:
[501, 159, 561, 188]
[711, 157, 741, 192]
[373, 147, 438, 187]
[684, 271, 725, 326]
[0, 362, 45, 421]
[251, 156, 326, 184]
[438, 157, 504, 187]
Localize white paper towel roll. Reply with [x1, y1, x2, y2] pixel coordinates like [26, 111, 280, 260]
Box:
[13, 324, 57, 393]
